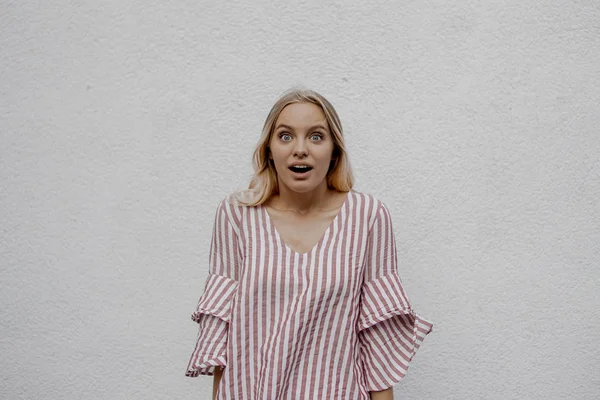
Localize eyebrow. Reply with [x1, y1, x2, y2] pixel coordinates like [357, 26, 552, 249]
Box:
[275, 123, 328, 132]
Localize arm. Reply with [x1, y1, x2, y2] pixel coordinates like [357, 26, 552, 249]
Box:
[358, 201, 433, 397]
[370, 387, 393, 400]
[212, 367, 223, 400]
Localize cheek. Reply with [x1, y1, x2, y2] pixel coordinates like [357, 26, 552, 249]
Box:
[270, 153, 288, 172]
[268, 144, 284, 163]
[315, 148, 335, 169]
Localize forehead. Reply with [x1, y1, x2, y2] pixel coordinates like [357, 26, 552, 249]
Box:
[275, 102, 329, 129]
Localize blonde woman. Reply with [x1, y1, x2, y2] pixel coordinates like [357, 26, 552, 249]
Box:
[185, 87, 433, 399]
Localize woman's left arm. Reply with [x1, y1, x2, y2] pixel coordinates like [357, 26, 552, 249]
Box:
[370, 387, 393, 400]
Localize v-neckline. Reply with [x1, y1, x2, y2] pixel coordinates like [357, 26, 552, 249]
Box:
[261, 191, 351, 257]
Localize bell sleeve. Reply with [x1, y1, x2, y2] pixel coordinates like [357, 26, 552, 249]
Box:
[357, 201, 434, 392]
[185, 198, 240, 377]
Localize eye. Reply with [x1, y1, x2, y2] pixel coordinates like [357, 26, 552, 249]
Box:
[278, 132, 292, 142]
[311, 133, 324, 141]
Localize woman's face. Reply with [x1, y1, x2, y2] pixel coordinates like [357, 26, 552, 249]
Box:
[269, 102, 336, 193]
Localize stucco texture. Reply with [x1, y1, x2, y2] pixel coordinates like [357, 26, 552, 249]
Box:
[1, 1, 599, 399]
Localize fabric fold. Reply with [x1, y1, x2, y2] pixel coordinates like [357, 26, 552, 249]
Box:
[185, 273, 239, 377]
[357, 272, 433, 392]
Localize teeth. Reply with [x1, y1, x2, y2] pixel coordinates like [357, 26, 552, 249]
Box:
[289, 165, 312, 173]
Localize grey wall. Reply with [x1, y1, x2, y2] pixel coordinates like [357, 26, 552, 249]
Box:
[1, 1, 599, 399]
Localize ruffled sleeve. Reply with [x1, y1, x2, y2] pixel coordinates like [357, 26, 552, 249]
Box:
[185, 198, 240, 377]
[357, 201, 434, 392]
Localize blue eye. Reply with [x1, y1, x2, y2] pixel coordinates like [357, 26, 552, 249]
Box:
[278, 132, 323, 142]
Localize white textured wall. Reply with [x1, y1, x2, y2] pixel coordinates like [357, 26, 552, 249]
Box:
[1, 1, 599, 399]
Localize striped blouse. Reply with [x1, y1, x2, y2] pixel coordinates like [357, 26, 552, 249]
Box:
[185, 189, 433, 399]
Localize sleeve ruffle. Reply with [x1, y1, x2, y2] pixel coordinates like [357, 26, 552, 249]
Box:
[357, 272, 433, 392]
[185, 273, 239, 377]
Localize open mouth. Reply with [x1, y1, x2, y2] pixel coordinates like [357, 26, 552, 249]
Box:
[289, 165, 313, 174]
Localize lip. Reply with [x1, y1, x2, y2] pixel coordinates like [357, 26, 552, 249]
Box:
[288, 165, 312, 178]
[289, 162, 313, 168]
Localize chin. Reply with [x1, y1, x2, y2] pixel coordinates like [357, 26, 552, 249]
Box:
[282, 178, 326, 193]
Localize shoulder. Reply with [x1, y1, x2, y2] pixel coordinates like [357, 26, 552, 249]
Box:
[226, 189, 256, 206]
[211, 190, 254, 231]
[351, 190, 392, 232]
[349, 189, 391, 229]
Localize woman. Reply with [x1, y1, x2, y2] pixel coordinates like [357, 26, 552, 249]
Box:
[185, 87, 434, 399]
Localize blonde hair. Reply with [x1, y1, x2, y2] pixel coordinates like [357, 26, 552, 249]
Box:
[234, 86, 354, 207]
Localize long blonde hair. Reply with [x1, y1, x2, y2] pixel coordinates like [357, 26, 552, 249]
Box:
[234, 86, 354, 207]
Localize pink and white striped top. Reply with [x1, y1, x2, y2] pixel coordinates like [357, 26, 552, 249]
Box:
[185, 189, 433, 399]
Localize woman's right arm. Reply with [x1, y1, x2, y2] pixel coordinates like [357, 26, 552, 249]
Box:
[212, 367, 223, 400]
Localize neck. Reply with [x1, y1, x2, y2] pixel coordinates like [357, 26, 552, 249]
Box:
[273, 181, 333, 214]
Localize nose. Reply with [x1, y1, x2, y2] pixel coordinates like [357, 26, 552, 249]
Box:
[293, 138, 308, 157]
